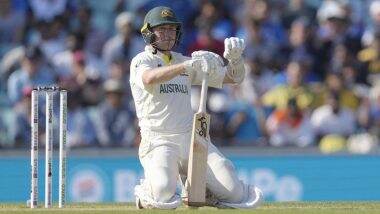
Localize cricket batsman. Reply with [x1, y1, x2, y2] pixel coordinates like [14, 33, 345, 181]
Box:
[130, 6, 263, 209]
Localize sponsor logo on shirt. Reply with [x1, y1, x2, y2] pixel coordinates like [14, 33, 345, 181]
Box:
[159, 84, 188, 94]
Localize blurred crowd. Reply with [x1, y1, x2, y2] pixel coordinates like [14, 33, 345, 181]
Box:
[0, 0, 379, 152]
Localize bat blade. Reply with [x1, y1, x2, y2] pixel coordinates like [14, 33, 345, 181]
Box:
[185, 112, 210, 207]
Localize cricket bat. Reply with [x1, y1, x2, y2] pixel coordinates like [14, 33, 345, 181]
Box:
[185, 61, 210, 207]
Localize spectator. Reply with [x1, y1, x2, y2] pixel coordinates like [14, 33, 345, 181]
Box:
[0, 108, 11, 148]
[30, 18, 67, 63]
[0, 0, 25, 57]
[187, 24, 224, 57]
[0, 46, 24, 86]
[281, 0, 317, 29]
[225, 100, 265, 146]
[242, 18, 278, 65]
[105, 57, 135, 108]
[358, 31, 380, 85]
[281, 18, 316, 71]
[329, 43, 352, 74]
[9, 86, 55, 148]
[70, 4, 107, 57]
[239, 56, 276, 103]
[329, 39, 365, 85]
[10, 87, 34, 147]
[279, 19, 320, 82]
[65, 85, 98, 148]
[53, 32, 105, 80]
[311, 91, 356, 139]
[239, 0, 286, 48]
[102, 11, 144, 78]
[313, 73, 360, 110]
[92, 79, 136, 147]
[369, 85, 380, 138]
[29, 0, 67, 21]
[206, 92, 230, 146]
[315, 0, 361, 79]
[194, 0, 234, 41]
[362, 0, 380, 47]
[340, 62, 369, 96]
[266, 98, 315, 147]
[7, 45, 56, 105]
[70, 50, 103, 106]
[357, 85, 380, 138]
[262, 60, 314, 111]
[106, 57, 124, 80]
[316, 0, 349, 43]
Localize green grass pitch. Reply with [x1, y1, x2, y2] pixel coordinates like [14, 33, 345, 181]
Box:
[1, 202, 380, 214]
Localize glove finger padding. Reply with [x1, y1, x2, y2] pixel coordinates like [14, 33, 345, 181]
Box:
[224, 38, 232, 56]
[183, 58, 203, 75]
[191, 51, 224, 76]
[191, 50, 208, 58]
[231, 38, 238, 52]
[223, 37, 245, 63]
[201, 57, 211, 75]
[192, 51, 224, 64]
[239, 38, 246, 50]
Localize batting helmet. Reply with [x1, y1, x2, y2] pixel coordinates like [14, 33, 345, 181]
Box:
[140, 6, 182, 48]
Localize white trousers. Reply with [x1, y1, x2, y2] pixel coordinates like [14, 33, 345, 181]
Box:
[138, 130, 245, 204]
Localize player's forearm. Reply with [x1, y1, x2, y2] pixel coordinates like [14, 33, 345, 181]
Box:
[142, 63, 186, 85]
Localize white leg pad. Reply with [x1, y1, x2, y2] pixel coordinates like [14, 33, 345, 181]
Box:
[217, 185, 264, 209]
[134, 180, 182, 209]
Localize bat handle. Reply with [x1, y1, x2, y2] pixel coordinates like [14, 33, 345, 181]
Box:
[198, 71, 209, 113]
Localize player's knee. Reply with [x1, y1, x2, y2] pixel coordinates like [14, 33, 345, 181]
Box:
[152, 177, 176, 202]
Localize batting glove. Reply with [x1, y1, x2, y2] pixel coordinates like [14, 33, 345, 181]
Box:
[191, 51, 224, 76]
[223, 37, 245, 64]
[183, 58, 203, 75]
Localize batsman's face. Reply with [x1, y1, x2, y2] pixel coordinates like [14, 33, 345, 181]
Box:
[152, 24, 177, 51]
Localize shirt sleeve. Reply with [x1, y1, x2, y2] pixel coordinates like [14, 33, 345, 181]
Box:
[130, 54, 155, 90]
[262, 87, 280, 108]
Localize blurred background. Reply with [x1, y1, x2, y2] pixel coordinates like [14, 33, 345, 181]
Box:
[0, 0, 380, 204]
